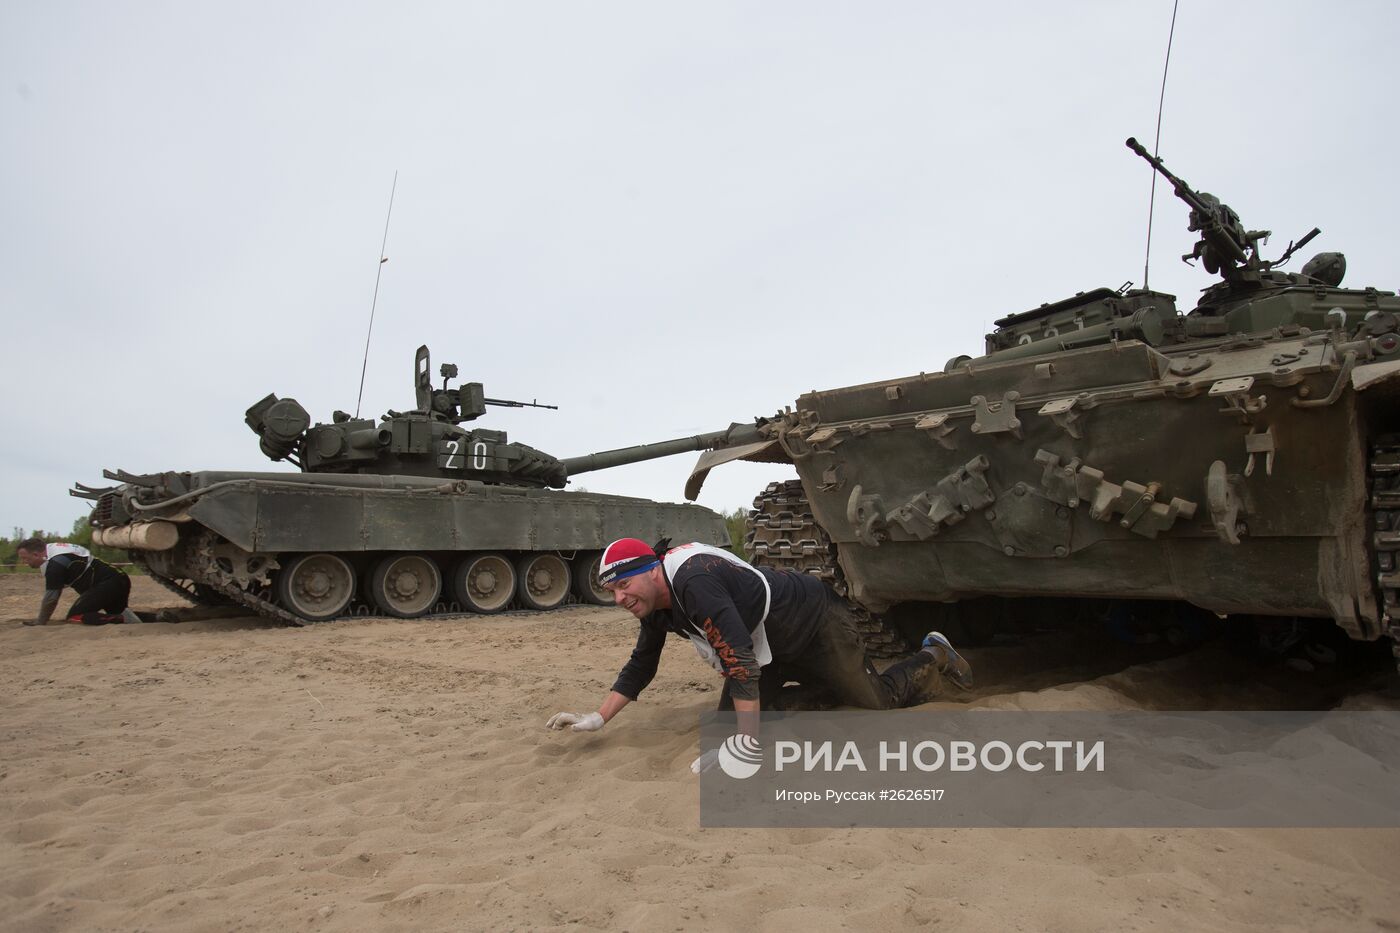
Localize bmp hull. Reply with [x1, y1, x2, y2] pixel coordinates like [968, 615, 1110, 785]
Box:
[762, 334, 1399, 642]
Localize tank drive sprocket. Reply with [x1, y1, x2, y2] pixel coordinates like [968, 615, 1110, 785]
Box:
[181, 529, 311, 626]
[129, 552, 232, 608]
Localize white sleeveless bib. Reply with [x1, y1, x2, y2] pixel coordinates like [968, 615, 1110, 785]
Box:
[662, 543, 773, 672]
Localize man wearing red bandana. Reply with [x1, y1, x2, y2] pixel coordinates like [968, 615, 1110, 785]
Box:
[547, 538, 971, 753]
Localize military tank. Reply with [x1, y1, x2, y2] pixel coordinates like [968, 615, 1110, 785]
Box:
[71, 346, 734, 623]
[681, 138, 1400, 656]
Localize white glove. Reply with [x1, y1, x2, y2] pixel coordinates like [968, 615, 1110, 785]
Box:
[546, 711, 605, 732]
[690, 748, 721, 774]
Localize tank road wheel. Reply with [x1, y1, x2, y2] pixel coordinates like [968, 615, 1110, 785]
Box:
[453, 553, 517, 614]
[276, 553, 356, 622]
[571, 551, 612, 606]
[516, 553, 572, 611]
[369, 554, 443, 619]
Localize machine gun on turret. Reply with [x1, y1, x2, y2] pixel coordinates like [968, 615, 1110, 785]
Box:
[1126, 136, 1268, 281]
[412, 346, 558, 424]
[1127, 136, 1333, 291]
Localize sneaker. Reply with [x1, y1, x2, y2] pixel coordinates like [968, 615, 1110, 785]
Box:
[120, 608, 142, 625]
[921, 631, 974, 690]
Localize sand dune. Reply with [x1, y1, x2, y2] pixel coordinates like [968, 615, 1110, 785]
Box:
[4, 575, 1400, 932]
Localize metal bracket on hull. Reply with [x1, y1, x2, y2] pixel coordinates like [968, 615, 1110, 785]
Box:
[1084, 472, 1197, 538]
[969, 392, 1023, 438]
[1035, 450, 1084, 507]
[883, 456, 995, 542]
[915, 412, 959, 450]
[847, 485, 888, 547]
[1034, 449, 1197, 539]
[885, 492, 941, 540]
[1206, 459, 1249, 545]
[1037, 397, 1084, 440]
[1244, 428, 1276, 477]
[1210, 376, 1267, 422]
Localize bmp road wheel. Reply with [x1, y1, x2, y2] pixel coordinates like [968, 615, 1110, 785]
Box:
[516, 553, 571, 611]
[453, 553, 516, 614]
[277, 553, 356, 622]
[571, 551, 611, 606]
[370, 554, 442, 618]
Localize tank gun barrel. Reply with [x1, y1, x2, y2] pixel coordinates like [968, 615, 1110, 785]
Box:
[560, 423, 765, 477]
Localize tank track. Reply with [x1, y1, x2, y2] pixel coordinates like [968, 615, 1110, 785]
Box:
[745, 479, 910, 658]
[130, 554, 229, 607]
[1371, 436, 1400, 661]
[138, 563, 201, 602]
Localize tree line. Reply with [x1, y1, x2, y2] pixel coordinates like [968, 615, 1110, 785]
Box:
[0, 519, 128, 572]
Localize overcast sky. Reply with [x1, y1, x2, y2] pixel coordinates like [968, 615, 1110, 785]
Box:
[3, 1, 1397, 536]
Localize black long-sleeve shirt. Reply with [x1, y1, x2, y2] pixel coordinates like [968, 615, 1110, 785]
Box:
[44, 553, 121, 594]
[611, 546, 830, 702]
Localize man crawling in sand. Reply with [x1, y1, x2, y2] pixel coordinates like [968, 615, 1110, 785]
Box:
[15, 538, 142, 626]
[547, 537, 972, 766]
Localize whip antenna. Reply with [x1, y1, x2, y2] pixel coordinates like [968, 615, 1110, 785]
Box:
[1142, 0, 1180, 290]
[355, 170, 398, 418]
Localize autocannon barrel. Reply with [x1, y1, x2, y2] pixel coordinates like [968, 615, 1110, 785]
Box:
[560, 423, 765, 477]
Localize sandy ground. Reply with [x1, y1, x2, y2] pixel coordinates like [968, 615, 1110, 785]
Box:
[4, 574, 1400, 933]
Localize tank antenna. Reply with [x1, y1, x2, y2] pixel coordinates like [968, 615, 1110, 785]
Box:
[1141, 0, 1180, 291]
[355, 170, 398, 419]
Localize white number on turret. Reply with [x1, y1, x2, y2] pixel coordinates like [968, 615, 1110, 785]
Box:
[439, 438, 491, 471]
[436, 434, 470, 465]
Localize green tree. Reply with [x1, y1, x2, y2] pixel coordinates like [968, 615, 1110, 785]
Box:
[724, 506, 751, 561]
[67, 516, 126, 565]
[0, 527, 23, 572]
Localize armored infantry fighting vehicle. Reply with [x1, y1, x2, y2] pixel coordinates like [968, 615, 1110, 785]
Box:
[681, 139, 1400, 656]
[73, 347, 731, 623]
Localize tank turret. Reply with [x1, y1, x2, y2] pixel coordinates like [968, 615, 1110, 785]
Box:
[244, 345, 569, 488]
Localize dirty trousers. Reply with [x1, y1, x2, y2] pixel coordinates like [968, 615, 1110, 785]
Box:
[67, 574, 132, 624]
[717, 590, 939, 711]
